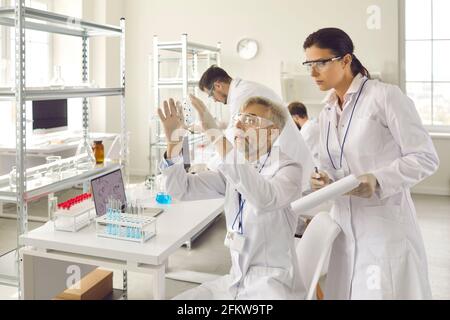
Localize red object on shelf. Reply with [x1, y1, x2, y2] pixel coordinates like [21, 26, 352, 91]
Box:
[58, 193, 92, 211]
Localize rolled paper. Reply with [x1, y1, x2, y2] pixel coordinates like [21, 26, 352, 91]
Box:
[291, 175, 360, 213]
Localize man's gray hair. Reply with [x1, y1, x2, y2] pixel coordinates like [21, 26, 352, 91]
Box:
[241, 97, 288, 130]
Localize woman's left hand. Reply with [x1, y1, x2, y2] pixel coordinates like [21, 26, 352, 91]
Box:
[349, 174, 378, 198]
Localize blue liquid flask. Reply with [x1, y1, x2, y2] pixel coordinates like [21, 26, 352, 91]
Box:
[156, 192, 172, 205]
[155, 175, 172, 205]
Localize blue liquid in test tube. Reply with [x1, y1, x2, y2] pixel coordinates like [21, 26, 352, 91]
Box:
[136, 228, 141, 239]
[106, 208, 112, 235]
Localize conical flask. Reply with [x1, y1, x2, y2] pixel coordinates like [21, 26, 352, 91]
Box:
[75, 139, 96, 171]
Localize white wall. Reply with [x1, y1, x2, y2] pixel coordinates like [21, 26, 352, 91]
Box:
[52, 0, 123, 134]
[81, 0, 449, 194]
[412, 136, 450, 196]
[123, 0, 400, 176]
[52, 0, 83, 132]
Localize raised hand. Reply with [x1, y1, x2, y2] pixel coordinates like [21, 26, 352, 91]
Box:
[189, 94, 219, 132]
[157, 99, 186, 144]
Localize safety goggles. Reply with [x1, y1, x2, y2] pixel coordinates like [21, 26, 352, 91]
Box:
[233, 113, 274, 128]
[302, 56, 342, 72]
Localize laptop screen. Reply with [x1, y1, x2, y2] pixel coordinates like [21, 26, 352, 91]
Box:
[91, 169, 127, 217]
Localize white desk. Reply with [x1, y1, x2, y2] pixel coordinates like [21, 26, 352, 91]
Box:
[19, 198, 224, 300]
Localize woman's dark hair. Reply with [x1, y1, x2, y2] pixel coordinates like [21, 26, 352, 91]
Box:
[199, 65, 232, 91]
[303, 28, 371, 79]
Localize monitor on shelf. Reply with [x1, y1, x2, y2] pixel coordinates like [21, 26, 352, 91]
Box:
[32, 99, 68, 133]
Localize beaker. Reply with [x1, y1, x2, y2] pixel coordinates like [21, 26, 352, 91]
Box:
[46, 156, 62, 182]
[48, 196, 58, 221]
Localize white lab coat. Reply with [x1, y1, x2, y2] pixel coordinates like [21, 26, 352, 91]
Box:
[208, 78, 315, 191]
[319, 74, 439, 300]
[163, 148, 306, 300]
[300, 118, 320, 166]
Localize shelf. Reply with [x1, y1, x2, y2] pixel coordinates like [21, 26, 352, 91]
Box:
[157, 41, 220, 54]
[0, 87, 124, 101]
[151, 34, 221, 176]
[157, 80, 199, 88]
[151, 134, 207, 149]
[0, 156, 121, 203]
[0, 7, 122, 38]
[158, 57, 219, 62]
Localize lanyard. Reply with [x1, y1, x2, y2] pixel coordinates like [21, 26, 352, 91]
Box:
[231, 152, 271, 235]
[326, 79, 369, 170]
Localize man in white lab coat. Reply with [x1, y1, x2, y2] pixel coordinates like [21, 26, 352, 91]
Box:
[288, 102, 320, 166]
[157, 96, 306, 300]
[198, 65, 314, 192]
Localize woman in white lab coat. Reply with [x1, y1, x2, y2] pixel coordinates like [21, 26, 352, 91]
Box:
[158, 96, 307, 300]
[304, 28, 439, 299]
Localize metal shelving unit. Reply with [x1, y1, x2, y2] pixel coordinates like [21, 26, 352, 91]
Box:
[0, 87, 124, 100]
[150, 34, 221, 176]
[0, 1, 126, 297]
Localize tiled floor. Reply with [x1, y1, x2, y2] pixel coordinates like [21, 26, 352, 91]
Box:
[0, 191, 449, 300]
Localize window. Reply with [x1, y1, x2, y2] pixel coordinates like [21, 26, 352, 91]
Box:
[403, 0, 450, 130]
[0, 0, 53, 144]
[8, 0, 52, 86]
[1, 0, 52, 86]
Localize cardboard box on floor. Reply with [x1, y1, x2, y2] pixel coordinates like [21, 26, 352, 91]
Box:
[55, 268, 113, 300]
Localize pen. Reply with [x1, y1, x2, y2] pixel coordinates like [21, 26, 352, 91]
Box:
[314, 167, 321, 179]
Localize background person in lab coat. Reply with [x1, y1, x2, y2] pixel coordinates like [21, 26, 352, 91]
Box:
[158, 96, 306, 300]
[288, 102, 320, 165]
[198, 65, 315, 192]
[304, 28, 439, 300]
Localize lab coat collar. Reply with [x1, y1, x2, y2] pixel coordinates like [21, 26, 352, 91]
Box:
[323, 73, 366, 105]
[230, 78, 243, 91]
[249, 148, 275, 171]
[227, 78, 243, 106]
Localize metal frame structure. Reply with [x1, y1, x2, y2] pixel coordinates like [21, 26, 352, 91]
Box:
[150, 34, 221, 176]
[150, 34, 221, 249]
[0, 1, 126, 297]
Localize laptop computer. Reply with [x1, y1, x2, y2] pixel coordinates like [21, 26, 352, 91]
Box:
[91, 169, 164, 218]
[91, 169, 127, 217]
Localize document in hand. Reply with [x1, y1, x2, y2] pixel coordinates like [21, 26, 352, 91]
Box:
[291, 175, 360, 213]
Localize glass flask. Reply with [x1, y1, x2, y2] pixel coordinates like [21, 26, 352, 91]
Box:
[75, 139, 96, 171]
[50, 66, 65, 89]
[155, 175, 172, 205]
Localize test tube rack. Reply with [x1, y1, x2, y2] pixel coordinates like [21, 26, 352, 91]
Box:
[95, 212, 157, 243]
[53, 193, 95, 232]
